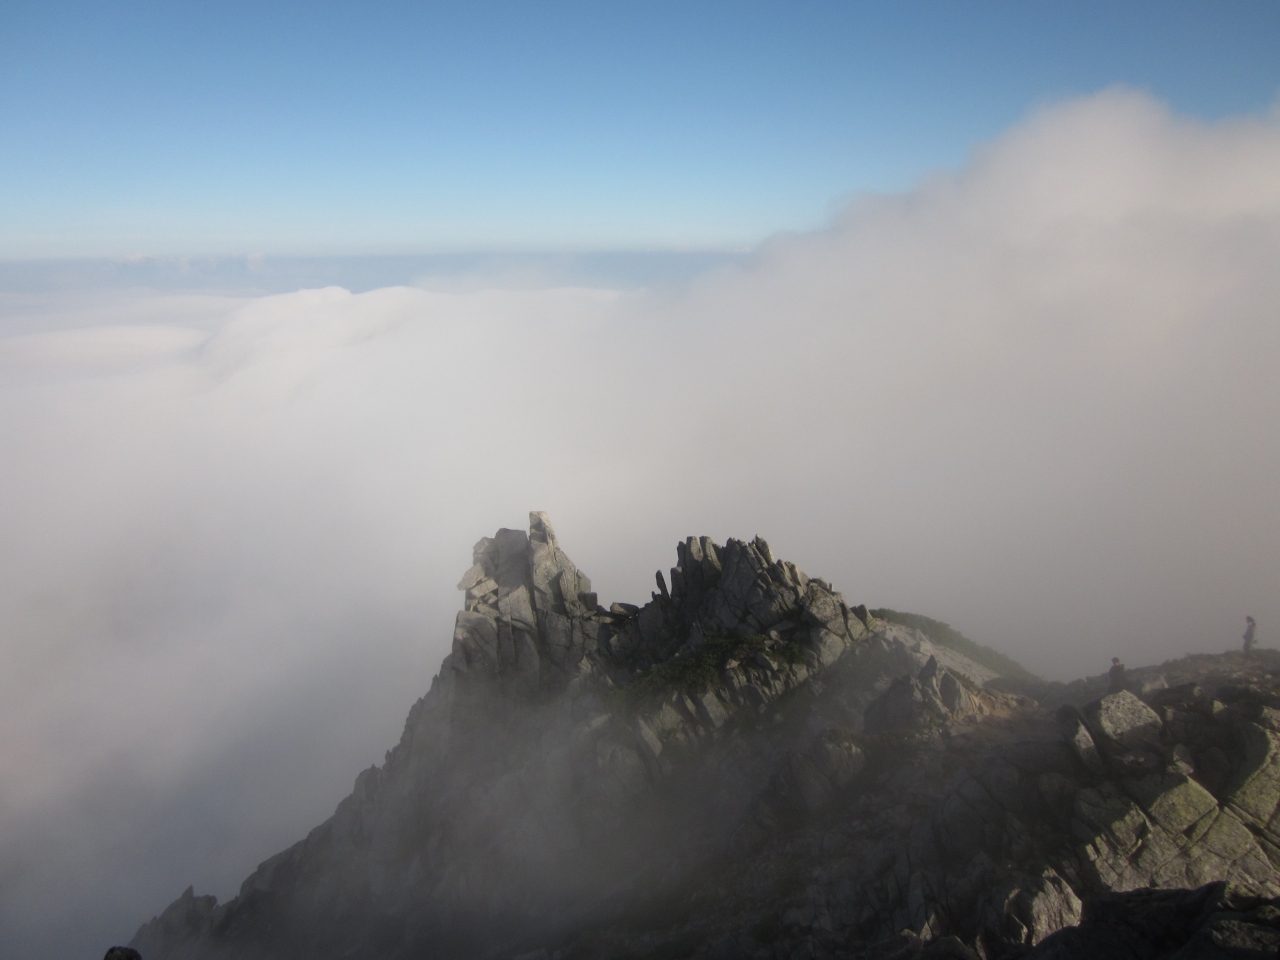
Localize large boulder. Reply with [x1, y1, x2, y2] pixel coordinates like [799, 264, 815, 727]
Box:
[1082, 690, 1163, 754]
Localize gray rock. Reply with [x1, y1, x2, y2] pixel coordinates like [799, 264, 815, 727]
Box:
[864, 673, 934, 734]
[1056, 707, 1107, 776]
[1024, 882, 1280, 959]
[128, 515, 1280, 960]
[1123, 771, 1218, 834]
[1082, 690, 1164, 753]
[864, 658, 977, 734]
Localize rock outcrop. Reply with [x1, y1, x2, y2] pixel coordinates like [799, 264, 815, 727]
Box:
[1026, 882, 1280, 959]
[130, 515, 1280, 960]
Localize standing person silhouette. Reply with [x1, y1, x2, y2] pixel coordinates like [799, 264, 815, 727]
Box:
[1243, 616, 1257, 655]
[1108, 656, 1127, 693]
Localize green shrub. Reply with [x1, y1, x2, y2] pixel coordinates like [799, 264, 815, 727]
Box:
[618, 633, 802, 708]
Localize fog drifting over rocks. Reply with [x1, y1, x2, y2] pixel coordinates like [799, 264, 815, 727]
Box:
[1, 89, 1278, 956]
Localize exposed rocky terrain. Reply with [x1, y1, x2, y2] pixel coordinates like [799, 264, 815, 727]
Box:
[130, 515, 1280, 960]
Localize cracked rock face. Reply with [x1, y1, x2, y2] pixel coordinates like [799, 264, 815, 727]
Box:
[129, 515, 1280, 960]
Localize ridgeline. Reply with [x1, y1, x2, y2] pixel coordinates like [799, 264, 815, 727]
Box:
[128, 515, 1280, 960]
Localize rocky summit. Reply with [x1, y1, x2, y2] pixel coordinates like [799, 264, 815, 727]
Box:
[130, 514, 1280, 960]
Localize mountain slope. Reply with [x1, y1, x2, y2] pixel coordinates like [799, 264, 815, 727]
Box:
[130, 514, 1280, 960]
[868, 609, 1042, 690]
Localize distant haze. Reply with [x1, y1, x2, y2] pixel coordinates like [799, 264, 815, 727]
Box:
[1, 90, 1278, 956]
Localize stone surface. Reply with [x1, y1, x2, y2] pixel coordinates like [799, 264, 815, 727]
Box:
[863, 657, 980, 735]
[1083, 691, 1164, 753]
[1025, 883, 1280, 959]
[127, 515, 1280, 960]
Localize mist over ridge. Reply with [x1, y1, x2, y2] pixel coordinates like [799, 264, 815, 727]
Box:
[1, 89, 1279, 956]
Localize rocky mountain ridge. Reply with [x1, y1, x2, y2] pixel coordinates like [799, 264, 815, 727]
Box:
[130, 514, 1280, 960]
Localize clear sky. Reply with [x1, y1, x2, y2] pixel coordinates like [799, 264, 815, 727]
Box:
[2, 1, 1279, 258]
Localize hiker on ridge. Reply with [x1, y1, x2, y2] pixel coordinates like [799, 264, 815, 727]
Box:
[1108, 657, 1127, 694]
[1243, 616, 1257, 655]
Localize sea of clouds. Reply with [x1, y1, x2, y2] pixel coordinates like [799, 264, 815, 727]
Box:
[1, 89, 1278, 956]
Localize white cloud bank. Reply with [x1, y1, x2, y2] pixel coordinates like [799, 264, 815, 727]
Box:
[2, 89, 1279, 956]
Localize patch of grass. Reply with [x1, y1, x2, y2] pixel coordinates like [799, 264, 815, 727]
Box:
[617, 633, 802, 708]
[870, 608, 1042, 686]
[771, 638, 805, 667]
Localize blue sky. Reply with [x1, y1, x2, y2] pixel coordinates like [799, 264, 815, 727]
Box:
[2, 1, 1279, 257]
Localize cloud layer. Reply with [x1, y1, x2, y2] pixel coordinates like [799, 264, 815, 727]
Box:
[2, 89, 1278, 956]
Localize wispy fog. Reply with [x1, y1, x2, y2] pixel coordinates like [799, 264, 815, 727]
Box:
[2, 89, 1278, 956]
